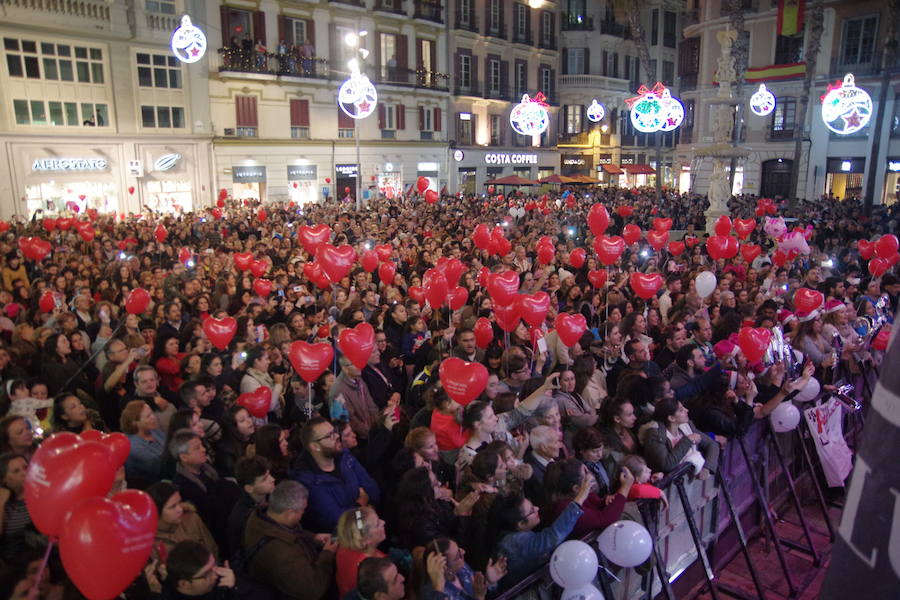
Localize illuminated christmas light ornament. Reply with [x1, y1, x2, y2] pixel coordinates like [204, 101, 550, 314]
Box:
[510, 93, 550, 136]
[820, 73, 872, 135]
[626, 82, 678, 133]
[586, 99, 605, 122]
[657, 89, 684, 132]
[338, 63, 378, 119]
[170, 15, 207, 63]
[749, 84, 776, 116]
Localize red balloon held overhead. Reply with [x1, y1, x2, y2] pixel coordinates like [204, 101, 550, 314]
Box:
[734, 218, 756, 240]
[738, 327, 771, 362]
[684, 235, 699, 248]
[361, 250, 379, 272]
[740, 243, 761, 263]
[43, 218, 57, 232]
[448, 286, 468, 310]
[587, 269, 608, 289]
[646, 229, 668, 251]
[59, 490, 158, 600]
[237, 387, 272, 418]
[203, 316, 237, 350]
[253, 278, 272, 297]
[233, 252, 253, 271]
[616, 205, 634, 218]
[474, 317, 494, 348]
[417, 176, 430, 194]
[154, 224, 168, 243]
[493, 302, 521, 332]
[178, 247, 192, 265]
[569, 247, 586, 268]
[117, 240, 127, 250]
[794, 288, 825, 314]
[622, 224, 642, 246]
[706, 235, 739, 260]
[19, 237, 52, 261]
[339, 323, 375, 369]
[325, 177, 331, 184]
[345, 186, 351, 194]
[630, 272, 664, 299]
[250, 259, 269, 278]
[212, 208, 222, 220]
[439, 357, 489, 406]
[587, 203, 610, 236]
[537, 244, 554, 265]
[652, 217, 673, 232]
[298, 224, 332, 255]
[289, 341, 334, 382]
[258, 207, 268, 222]
[217, 197, 225, 208]
[858, 239, 875, 260]
[436, 257, 465, 287]
[425, 189, 439, 204]
[517, 292, 550, 327]
[124, 288, 151, 315]
[39, 291, 56, 313]
[477, 266, 490, 288]
[78, 226, 95, 242]
[423, 268, 449, 308]
[667, 241, 685, 256]
[594, 235, 625, 266]
[370, 244, 391, 262]
[316, 244, 356, 283]
[128, 186, 136, 195]
[875, 234, 899, 259]
[487, 271, 520, 307]
[0, 221, 8, 233]
[555, 313, 587, 347]
[771, 249, 788, 267]
[57, 217, 73, 230]
[868, 257, 890, 277]
[714, 215, 732, 237]
[378, 261, 397, 284]
[408, 286, 426, 305]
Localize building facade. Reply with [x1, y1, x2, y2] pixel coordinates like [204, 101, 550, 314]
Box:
[0, 0, 215, 219]
[557, 0, 683, 188]
[676, 0, 900, 205]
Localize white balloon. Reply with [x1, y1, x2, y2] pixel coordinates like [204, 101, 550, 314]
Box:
[549, 540, 598, 590]
[596, 520, 652, 568]
[795, 377, 820, 402]
[770, 402, 801, 432]
[561, 584, 605, 600]
[696, 271, 717, 299]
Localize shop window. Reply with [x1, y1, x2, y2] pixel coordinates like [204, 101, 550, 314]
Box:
[140, 105, 185, 129]
[5, 38, 103, 82]
[137, 52, 182, 88]
[12, 99, 104, 127]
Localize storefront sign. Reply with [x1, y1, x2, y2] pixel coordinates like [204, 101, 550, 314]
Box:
[128, 159, 144, 177]
[32, 157, 108, 172]
[453, 150, 465, 162]
[287, 165, 317, 180]
[562, 157, 586, 166]
[597, 155, 613, 165]
[826, 158, 865, 174]
[485, 153, 538, 165]
[887, 159, 900, 172]
[232, 165, 267, 182]
[620, 156, 635, 165]
[154, 153, 182, 172]
[336, 164, 358, 177]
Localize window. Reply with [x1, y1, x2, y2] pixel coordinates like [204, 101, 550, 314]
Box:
[772, 96, 796, 132]
[383, 105, 397, 130]
[236, 95, 258, 136]
[13, 99, 105, 126]
[515, 4, 528, 40]
[459, 55, 472, 87]
[841, 16, 878, 66]
[136, 52, 182, 88]
[290, 99, 310, 138]
[567, 48, 585, 75]
[663, 10, 677, 48]
[380, 33, 397, 80]
[774, 34, 804, 65]
[5, 38, 103, 82]
[648, 59, 657, 80]
[489, 0, 501, 33]
[291, 20, 308, 46]
[565, 104, 582, 134]
[457, 113, 474, 144]
[459, 0, 473, 26]
[145, 0, 175, 14]
[421, 106, 433, 131]
[540, 67, 551, 94]
[662, 60, 674, 86]
[541, 12, 552, 45]
[489, 59, 501, 92]
[140, 105, 184, 128]
[516, 62, 527, 96]
[651, 9, 659, 46]
[603, 51, 619, 78]
[490, 114, 502, 145]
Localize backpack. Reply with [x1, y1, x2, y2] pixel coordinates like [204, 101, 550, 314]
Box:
[230, 534, 280, 600]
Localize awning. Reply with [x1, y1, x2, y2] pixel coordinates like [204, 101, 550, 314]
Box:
[485, 175, 539, 185]
[623, 164, 656, 175]
[570, 174, 601, 184]
[601, 164, 624, 175]
[537, 174, 579, 184]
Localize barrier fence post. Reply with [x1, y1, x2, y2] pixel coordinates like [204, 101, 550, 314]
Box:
[673, 476, 721, 600]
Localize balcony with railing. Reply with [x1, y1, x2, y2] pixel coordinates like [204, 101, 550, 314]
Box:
[372, 66, 450, 90]
[413, 0, 443, 23]
[559, 73, 631, 92]
[561, 13, 593, 31]
[767, 125, 796, 141]
[374, 0, 406, 16]
[4, 0, 113, 23]
[483, 83, 511, 101]
[558, 131, 591, 145]
[598, 20, 630, 38]
[329, 0, 365, 6]
[538, 35, 557, 51]
[512, 29, 532, 46]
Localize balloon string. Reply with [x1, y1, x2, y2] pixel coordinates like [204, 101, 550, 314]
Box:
[27, 540, 53, 600]
[307, 381, 313, 420]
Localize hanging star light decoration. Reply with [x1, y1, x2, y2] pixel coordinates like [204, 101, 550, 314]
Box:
[170, 15, 207, 63]
[338, 61, 378, 120]
[625, 82, 684, 133]
[586, 99, 605, 122]
[510, 93, 550, 136]
[820, 73, 872, 135]
[749, 84, 776, 116]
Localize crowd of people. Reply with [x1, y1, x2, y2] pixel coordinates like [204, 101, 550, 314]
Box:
[0, 185, 896, 600]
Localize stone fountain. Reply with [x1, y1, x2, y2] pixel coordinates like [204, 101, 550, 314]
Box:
[693, 28, 750, 234]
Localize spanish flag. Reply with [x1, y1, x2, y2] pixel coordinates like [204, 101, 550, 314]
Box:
[777, 0, 805, 37]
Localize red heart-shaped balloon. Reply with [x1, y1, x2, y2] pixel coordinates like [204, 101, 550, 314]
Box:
[250, 259, 269, 278]
[253, 278, 272, 297]
[39, 291, 56, 313]
[714, 215, 732, 237]
[237, 386, 273, 418]
[569, 247, 586, 268]
[537, 244, 555, 265]
[374, 244, 393, 261]
[734, 218, 756, 240]
[667, 241, 685, 256]
[875, 234, 899, 259]
[740, 243, 761, 263]
[124, 288, 150, 315]
[706, 235, 738, 260]
[56, 217, 73, 230]
[487, 271, 520, 307]
[25, 435, 117, 537]
[448, 286, 469, 310]
[423, 268, 450, 308]
[474, 317, 494, 349]
[493, 302, 522, 332]
[59, 490, 157, 600]
[298, 224, 332, 255]
[43, 218, 57, 232]
[408, 286, 426, 304]
[517, 292, 550, 327]
[79, 430, 131, 468]
[868, 257, 890, 277]
[178, 247, 192, 265]
[289, 341, 334, 382]
[316, 244, 356, 283]
[622, 224, 642, 246]
[587, 203, 610, 236]
[554, 313, 587, 347]
[858, 239, 875, 260]
[652, 217, 673, 232]
[616, 206, 634, 218]
[630, 272, 664, 300]
[488, 230, 512, 257]
[233, 252, 253, 271]
[203, 317, 237, 350]
[339, 323, 375, 369]
[257, 207, 268, 222]
[417, 176, 429, 193]
[436, 257, 465, 287]
[794, 288, 825, 314]
[0, 221, 9, 233]
[425, 189, 439, 204]
[588, 269, 608, 289]
[378, 262, 397, 284]
[647, 229, 668, 251]
[684, 235, 699, 248]
[771, 249, 788, 267]
[737, 327, 772, 362]
[18, 237, 51, 261]
[361, 250, 379, 272]
[439, 357, 489, 406]
[477, 266, 490, 288]
[472, 224, 492, 250]
[594, 235, 625, 266]
[154, 224, 168, 243]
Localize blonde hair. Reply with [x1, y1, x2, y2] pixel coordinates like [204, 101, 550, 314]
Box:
[404, 427, 435, 451]
[335, 506, 376, 551]
[120, 400, 147, 434]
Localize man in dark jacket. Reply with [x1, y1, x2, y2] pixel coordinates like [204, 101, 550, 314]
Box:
[290, 417, 381, 533]
[162, 540, 237, 599]
[242, 481, 337, 600]
[226, 455, 274, 557]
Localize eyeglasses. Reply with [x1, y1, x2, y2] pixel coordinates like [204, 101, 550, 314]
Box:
[189, 568, 219, 581]
[313, 429, 339, 442]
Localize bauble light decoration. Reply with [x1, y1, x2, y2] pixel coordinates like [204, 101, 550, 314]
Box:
[657, 89, 685, 132]
[170, 15, 207, 64]
[749, 84, 776, 116]
[510, 93, 550, 136]
[338, 61, 378, 120]
[820, 73, 872, 135]
[586, 99, 605, 122]
[625, 82, 684, 133]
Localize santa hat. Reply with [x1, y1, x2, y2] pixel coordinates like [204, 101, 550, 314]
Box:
[714, 340, 740, 361]
[823, 299, 844, 314]
[796, 308, 820, 323]
[777, 309, 796, 326]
